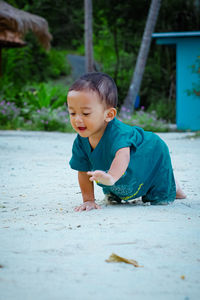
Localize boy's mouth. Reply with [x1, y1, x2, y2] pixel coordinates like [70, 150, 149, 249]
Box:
[78, 126, 87, 131]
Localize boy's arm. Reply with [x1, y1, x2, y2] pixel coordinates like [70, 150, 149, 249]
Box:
[74, 171, 101, 211]
[87, 147, 130, 186]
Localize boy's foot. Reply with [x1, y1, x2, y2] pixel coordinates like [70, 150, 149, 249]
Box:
[176, 188, 187, 199]
[175, 180, 187, 199]
[106, 193, 122, 204]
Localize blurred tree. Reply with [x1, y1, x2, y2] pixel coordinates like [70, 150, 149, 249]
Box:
[121, 0, 161, 116]
[84, 0, 94, 72]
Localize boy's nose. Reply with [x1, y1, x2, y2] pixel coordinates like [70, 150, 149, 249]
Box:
[75, 114, 83, 123]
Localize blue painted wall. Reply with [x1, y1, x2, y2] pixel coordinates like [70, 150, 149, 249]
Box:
[153, 33, 200, 131]
[177, 38, 200, 130]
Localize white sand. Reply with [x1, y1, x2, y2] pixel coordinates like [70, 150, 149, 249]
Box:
[0, 130, 200, 300]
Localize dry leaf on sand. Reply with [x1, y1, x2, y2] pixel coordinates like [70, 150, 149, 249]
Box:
[106, 253, 143, 267]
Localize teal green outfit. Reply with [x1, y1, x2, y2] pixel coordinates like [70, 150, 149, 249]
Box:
[69, 118, 176, 205]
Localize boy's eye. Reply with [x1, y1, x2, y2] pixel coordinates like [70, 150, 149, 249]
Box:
[68, 112, 90, 116]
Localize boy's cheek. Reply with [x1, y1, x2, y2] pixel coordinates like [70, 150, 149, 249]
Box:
[69, 120, 75, 129]
[70, 119, 74, 126]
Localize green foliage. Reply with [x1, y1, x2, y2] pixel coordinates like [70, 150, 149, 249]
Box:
[157, 0, 200, 32]
[29, 106, 73, 132]
[19, 83, 68, 110]
[3, 0, 200, 129]
[93, 25, 134, 105]
[0, 100, 73, 132]
[17, 0, 84, 49]
[93, 0, 199, 111]
[0, 80, 22, 106]
[47, 49, 71, 78]
[0, 34, 70, 109]
[1, 34, 70, 89]
[147, 98, 176, 123]
[120, 109, 170, 132]
[0, 100, 20, 127]
[2, 36, 49, 86]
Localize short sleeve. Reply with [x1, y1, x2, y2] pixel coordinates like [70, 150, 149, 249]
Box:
[69, 136, 91, 171]
[110, 125, 143, 157]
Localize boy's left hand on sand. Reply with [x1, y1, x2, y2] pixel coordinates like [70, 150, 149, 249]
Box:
[74, 200, 101, 212]
[87, 170, 115, 186]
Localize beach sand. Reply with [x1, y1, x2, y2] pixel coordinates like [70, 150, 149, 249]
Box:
[0, 130, 200, 300]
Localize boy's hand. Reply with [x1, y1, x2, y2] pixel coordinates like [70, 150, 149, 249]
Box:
[74, 200, 101, 212]
[87, 170, 115, 186]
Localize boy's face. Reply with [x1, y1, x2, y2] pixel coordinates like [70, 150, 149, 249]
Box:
[67, 90, 111, 145]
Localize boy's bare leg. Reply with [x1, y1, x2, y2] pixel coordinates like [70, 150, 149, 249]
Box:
[175, 180, 187, 199]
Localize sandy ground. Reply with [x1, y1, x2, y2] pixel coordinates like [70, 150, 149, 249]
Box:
[0, 130, 200, 300]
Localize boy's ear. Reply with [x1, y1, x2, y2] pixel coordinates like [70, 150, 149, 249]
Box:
[104, 107, 117, 122]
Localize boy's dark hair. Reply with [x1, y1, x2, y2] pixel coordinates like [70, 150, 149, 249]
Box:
[68, 72, 118, 108]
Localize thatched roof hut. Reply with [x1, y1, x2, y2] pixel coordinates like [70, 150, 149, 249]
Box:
[0, 1, 52, 50]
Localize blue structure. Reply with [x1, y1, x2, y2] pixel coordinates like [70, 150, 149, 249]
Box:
[152, 32, 200, 131]
[134, 95, 140, 109]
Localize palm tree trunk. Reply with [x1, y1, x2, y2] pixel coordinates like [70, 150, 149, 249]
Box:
[121, 0, 161, 116]
[84, 0, 94, 72]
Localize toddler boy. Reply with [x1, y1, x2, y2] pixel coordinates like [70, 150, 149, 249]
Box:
[67, 72, 186, 211]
